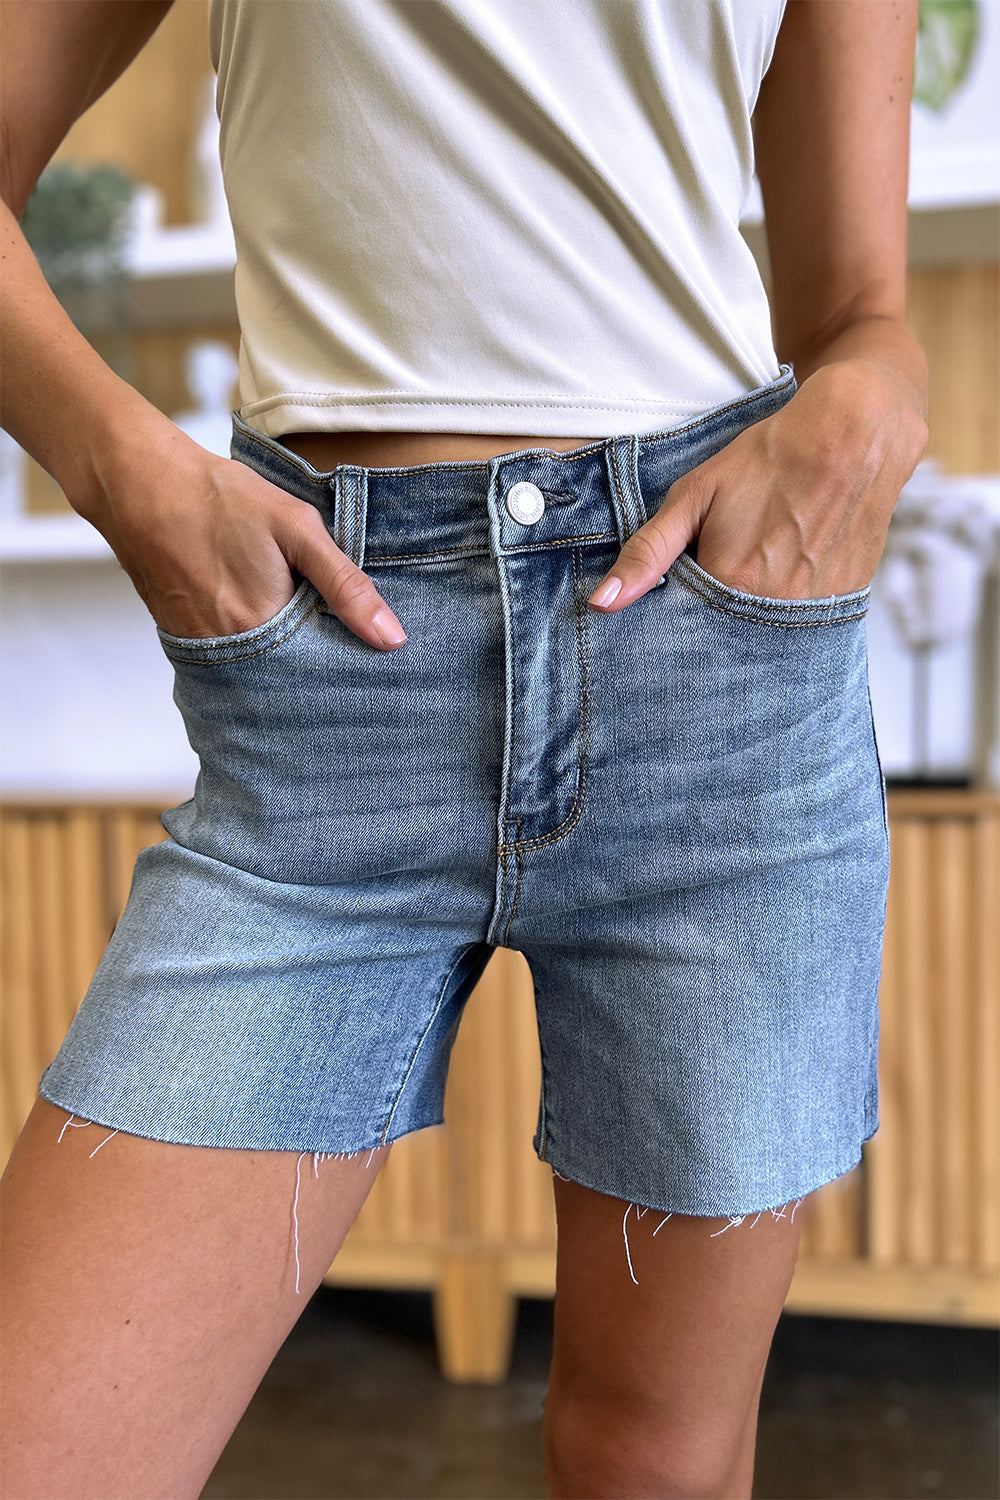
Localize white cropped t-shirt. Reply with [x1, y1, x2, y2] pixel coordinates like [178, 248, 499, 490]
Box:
[208, 0, 788, 439]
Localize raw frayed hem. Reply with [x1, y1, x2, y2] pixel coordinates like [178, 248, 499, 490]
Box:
[289, 1146, 381, 1295]
[619, 1197, 805, 1287]
[54, 1111, 383, 1298]
[56, 1112, 119, 1157]
[550, 1164, 805, 1287]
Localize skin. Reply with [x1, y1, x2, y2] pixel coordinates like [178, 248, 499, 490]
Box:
[0, 1, 929, 1496]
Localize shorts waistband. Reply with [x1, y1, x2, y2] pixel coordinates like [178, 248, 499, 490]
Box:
[228, 364, 798, 568]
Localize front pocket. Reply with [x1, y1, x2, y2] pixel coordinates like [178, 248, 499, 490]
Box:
[156, 576, 320, 665]
[670, 551, 871, 629]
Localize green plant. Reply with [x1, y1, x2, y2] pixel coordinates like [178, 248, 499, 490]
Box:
[914, 0, 982, 113]
[19, 161, 136, 339]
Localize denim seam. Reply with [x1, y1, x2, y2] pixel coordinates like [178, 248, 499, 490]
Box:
[362, 543, 491, 564]
[159, 589, 321, 664]
[682, 565, 869, 614]
[536, 1032, 551, 1158]
[488, 538, 518, 945]
[498, 532, 613, 553]
[377, 942, 480, 1146]
[355, 468, 367, 569]
[673, 574, 869, 628]
[607, 434, 643, 549]
[491, 840, 512, 942]
[866, 675, 890, 840]
[502, 823, 523, 946]
[230, 410, 334, 481]
[499, 546, 592, 855]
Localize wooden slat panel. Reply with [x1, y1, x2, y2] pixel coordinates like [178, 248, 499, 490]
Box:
[805, 1168, 863, 1261]
[380, 1126, 418, 1244]
[0, 815, 39, 1159]
[973, 813, 1000, 1269]
[64, 810, 106, 1015]
[32, 817, 70, 1072]
[897, 818, 938, 1266]
[936, 820, 973, 1267]
[907, 263, 1000, 475]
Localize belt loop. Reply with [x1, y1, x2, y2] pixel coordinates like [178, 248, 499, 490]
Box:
[605, 434, 646, 549]
[330, 466, 368, 569]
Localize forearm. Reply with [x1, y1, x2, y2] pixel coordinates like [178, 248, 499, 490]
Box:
[0, 194, 179, 522]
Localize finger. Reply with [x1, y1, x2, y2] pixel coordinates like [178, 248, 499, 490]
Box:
[278, 505, 407, 650]
[588, 482, 707, 610]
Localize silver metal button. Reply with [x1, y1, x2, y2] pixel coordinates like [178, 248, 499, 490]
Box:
[505, 481, 545, 525]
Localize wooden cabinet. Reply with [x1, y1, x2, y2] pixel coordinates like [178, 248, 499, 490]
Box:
[1, 790, 997, 1382]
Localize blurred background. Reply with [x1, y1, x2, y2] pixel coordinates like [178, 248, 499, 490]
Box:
[1, 2, 997, 1496]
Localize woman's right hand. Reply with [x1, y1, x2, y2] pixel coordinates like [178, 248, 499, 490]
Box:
[81, 422, 408, 650]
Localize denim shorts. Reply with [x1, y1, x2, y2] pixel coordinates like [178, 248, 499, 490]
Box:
[39, 362, 889, 1218]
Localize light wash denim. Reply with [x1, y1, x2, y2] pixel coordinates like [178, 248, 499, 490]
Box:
[40, 362, 889, 1217]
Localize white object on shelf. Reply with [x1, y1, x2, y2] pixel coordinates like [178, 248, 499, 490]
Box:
[170, 339, 240, 458]
[867, 471, 1000, 786]
[0, 553, 198, 797]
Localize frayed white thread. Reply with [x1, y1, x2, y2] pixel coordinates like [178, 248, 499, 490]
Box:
[623, 1193, 805, 1277]
[622, 1203, 639, 1286]
[57, 1113, 92, 1143]
[292, 1151, 308, 1295]
[551, 1167, 572, 1182]
[293, 1146, 383, 1295]
[710, 1215, 747, 1238]
[709, 1199, 804, 1236]
[56, 1113, 116, 1156]
[89, 1130, 119, 1158]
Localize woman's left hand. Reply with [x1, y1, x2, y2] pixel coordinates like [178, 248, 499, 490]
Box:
[588, 358, 929, 609]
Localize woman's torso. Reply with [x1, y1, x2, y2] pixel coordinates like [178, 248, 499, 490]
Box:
[210, 0, 789, 458]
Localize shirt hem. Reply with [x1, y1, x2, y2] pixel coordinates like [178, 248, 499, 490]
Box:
[238, 390, 747, 440]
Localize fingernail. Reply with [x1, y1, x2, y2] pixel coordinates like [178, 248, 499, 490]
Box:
[589, 576, 623, 608]
[373, 607, 407, 646]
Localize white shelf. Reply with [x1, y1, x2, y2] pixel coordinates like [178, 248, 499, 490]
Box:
[0, 515, 116, 563]
[120, 152, 998, 332]
[124, 220, 235, 278]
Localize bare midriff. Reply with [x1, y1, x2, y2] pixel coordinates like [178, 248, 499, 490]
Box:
[279, 430, 602, 470]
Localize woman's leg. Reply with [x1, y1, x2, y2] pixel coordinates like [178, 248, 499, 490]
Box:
[542, 1174, 802, 1499]
[1, 1096, 390, 1500]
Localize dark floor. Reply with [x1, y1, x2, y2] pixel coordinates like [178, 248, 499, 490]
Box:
[201, 1289, 999, 1500]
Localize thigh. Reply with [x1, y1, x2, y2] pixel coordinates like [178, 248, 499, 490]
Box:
[544, 1174, 802, 1499]
[0, 1096, 389, 1500]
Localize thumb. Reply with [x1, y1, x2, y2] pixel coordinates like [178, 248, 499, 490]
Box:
[278, 504, 408, 650]
[588, 481, 709, 610]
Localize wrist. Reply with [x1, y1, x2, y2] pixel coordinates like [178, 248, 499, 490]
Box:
[786, 349, 930, 490]
[54, 378, 199, 528]
[788, 315, 929, 427]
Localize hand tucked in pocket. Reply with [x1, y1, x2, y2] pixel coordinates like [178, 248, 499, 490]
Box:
[588, 359, 929, 611]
